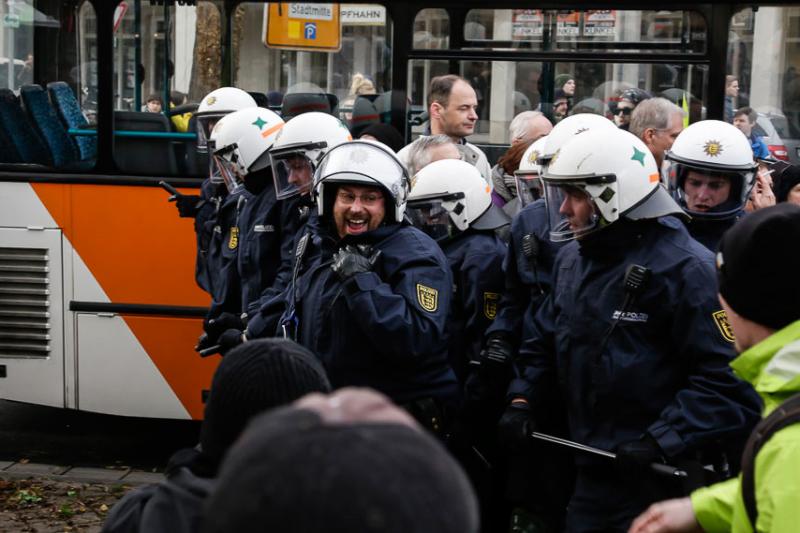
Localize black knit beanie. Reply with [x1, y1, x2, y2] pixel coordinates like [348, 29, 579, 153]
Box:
[774, 162, 800, 203]
[202, 407, 480, 533]
[199, 338, 331, 467]
[717, 203, 800, 330]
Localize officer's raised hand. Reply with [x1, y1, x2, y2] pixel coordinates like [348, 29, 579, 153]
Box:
[498, 399, 535, 451]
[479, 333, 514, 374]
[331, 244, 382, 281]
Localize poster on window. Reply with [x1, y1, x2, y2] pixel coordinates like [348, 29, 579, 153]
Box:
[512, 9, 543, 39]
[556, 12, 580, 37]
[583, 10, 616, 36]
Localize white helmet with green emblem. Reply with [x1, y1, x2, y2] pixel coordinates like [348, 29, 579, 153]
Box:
[542, 127, 683, 241]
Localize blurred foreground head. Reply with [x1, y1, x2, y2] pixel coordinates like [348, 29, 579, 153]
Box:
[203, 388, 479, 533]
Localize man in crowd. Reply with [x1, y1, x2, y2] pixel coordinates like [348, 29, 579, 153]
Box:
[733, 106, 770, 159]
[630, 203, 800, 533]
[405, 134, 460, 176]
[630, 97, 685, 180]
[508, 110, 553, 145]
[398, 75, 492, 183]
[499, 127, 761, 532]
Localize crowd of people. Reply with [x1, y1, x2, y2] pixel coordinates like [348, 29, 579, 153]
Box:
[102, 74, 800, 533]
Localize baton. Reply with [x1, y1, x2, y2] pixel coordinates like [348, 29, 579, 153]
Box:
[530, 430, 688, 478]
[158, 180, 183, 201]
[197, 344, 221, 357]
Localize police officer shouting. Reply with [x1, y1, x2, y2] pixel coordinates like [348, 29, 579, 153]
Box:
[273, 140, 459, 428]
[499, 127, 761, 532]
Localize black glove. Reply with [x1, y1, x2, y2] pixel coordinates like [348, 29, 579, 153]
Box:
[194, 332, 213, 352]
[498, 401, 535, 452]
[330, 244, 381, 282]
[615, 434, 664, 477]
[479, 333, 514, 369]
[217, 329, 246, 356]
[203, 312, 244, 342]
[173, 195, 204, 218]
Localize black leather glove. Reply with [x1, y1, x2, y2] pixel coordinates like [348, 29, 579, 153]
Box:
[331, 244, 381, 282]
[203, 312, 244, 342]
[173, 195, 204, 218]
[479, 333, 514, 369]
[194, 332, 212, 352]
[498, 401, 535, 452]
[217, 329, 246, 355]
[615, 434, 664, 477]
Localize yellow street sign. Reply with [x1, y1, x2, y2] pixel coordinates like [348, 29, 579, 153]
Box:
[264, 3, 341, 52]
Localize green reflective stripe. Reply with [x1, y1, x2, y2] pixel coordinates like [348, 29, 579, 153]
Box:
[68, 129, 197, 140]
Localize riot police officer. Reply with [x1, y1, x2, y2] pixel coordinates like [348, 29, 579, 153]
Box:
[499, 127, 761, 532]
[270, 140, 459, 427]
[406, 158, 508, 382]
[198, 107, 286, 353]
[666, 119, 757, 251]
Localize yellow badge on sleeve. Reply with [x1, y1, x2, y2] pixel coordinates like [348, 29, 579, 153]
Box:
[228, 226, 239, 250]
[712, 310, 735, 343]
[483, 292, 500, 320]
[416, 284, 439, 313]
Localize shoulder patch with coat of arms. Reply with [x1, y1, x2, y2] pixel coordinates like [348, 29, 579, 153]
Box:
[228, 226, 239, 250]
[416, 284, 439, 313]
[712, 309, 735, 343]
[483, 292, 500, 320]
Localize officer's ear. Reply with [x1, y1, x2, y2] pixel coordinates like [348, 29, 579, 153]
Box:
[642, 127, 657, 148]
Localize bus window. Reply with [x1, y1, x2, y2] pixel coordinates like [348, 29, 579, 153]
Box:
[234, 3, 392, 128]
[413, 9, 449, 50]
[107, 2, 223, 176]
[461, 9, 705, 54]
[0, 0, 94, 170]
[728, 6, 800, 164]
[409, 59, 707, 145]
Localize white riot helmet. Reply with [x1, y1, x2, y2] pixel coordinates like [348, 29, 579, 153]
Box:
[313, 140, 409, 224]
[270, 112, 353, 200]
[210, 108, 284, 192]
[407, 159, 509, 241]
[538, 113, 616, 167]
[195, 87, 257, 152]
[515, 136, 549, 207]
[542, 127, 683, 242]
[665, 120, 757, 220]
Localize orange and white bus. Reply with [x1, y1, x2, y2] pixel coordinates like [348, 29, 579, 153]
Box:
[1, 0, 797, 419]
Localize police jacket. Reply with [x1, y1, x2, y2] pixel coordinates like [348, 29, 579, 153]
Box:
[508, 217, 761, 463]
[206, 188, 249, 321]
[283, 221, 459, 406]
[685, 214, 739, 253]
[441, 229, 506, 382]
[194, 178, 223, 295]
[487, 199, 565, 348]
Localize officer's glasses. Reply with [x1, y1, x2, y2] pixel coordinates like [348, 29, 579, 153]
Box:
[336, 190, 384, 206]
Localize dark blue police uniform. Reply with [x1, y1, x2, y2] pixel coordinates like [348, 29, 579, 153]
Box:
[206, 188, 249, 322]
[487, 199, 566, 347]
[508, 217, 761, 532]
[280, 222, 459, 407]
[441, 230, 506, 382]
[193, 178, 223, 295]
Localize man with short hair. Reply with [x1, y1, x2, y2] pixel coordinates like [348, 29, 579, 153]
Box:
[630, 97, 686, 177]
[733, 107, 770, 159]
[629, 203, 800, 533]
[725, 75, 739, 123]
[398, 75, 492, 183]
[406, 134, 460, 176]
[509, 110, 553, 145]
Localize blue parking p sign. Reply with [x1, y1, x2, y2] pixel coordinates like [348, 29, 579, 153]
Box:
[304, 22, 317, 40]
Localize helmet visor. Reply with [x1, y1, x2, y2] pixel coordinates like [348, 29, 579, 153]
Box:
[271, 151, 315, 199]
[212, 154, 243, 194]
[672, 165, 753, 219]
[196, 114, 224, 152]
[515, 171, 542, 207]
[406, 198, 457, 242]
[542, 181, 600, 242]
